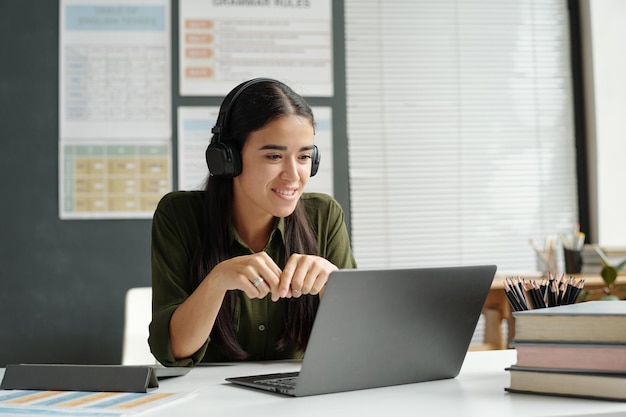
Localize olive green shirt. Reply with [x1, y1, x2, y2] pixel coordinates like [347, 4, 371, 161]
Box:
[149, 191, 356, 366]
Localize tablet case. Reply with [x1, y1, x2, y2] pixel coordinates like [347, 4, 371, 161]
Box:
[1, 364, 189, 393]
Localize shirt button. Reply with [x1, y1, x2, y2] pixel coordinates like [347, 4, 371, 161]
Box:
[258, 324, 266, 332]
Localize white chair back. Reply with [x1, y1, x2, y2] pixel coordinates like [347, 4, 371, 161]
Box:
[122, 287, 157, 365]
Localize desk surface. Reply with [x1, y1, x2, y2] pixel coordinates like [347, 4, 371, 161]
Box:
[5, 350, 624, 417]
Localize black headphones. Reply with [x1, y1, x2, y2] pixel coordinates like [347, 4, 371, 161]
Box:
[205, 77, 320, 177]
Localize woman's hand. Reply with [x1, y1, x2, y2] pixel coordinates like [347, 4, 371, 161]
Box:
[169, 252, 335, 359]
[278, 254, 338, 298]
[169, 252, 283, 359]
[207, 251, 283, 301]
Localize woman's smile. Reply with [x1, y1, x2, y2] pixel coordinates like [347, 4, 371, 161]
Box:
[273, 187, 299, 199]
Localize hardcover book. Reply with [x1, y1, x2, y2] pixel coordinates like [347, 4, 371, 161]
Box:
[512, 300, 626, 343]
[513, 342, 626, 372]
[506, 365, 626, 402]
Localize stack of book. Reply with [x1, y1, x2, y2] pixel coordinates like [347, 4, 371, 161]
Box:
[505, 300, 626, 401]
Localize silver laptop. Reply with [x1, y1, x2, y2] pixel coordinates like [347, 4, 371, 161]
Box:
[226, 264, 497, 396]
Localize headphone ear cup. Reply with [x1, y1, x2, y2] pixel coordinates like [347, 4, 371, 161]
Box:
[205, 141, 242, 177]
[310, 145, 321, 177]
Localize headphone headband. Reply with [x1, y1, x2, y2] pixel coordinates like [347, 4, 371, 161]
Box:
[211, 77, 276, 140]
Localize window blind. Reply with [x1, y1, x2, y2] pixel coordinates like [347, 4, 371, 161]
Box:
[344, 0, 578, 270]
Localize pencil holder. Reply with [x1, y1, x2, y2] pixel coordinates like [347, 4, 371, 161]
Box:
[563, 248, 583, 274]
[535, 250, 557, 277]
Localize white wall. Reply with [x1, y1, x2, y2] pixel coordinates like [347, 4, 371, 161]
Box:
[583, 0, 626, 247]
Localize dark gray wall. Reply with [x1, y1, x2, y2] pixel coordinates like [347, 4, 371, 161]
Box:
[0, 0, 348, 366]
[0, 1, 153, 366]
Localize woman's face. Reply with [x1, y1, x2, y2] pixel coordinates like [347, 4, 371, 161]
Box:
[233, 114, 315, 221]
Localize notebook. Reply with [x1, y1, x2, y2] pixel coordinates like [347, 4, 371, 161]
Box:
[226, 264, 497, 396]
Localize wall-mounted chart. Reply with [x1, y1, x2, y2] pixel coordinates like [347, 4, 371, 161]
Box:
[179, 0, 333, 97]
[59, 0, 172, 219]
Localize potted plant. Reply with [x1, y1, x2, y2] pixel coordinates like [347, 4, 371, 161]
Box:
[593, 245, 626, 300]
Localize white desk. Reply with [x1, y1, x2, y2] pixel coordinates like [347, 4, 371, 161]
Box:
[3, 350, 626, 417]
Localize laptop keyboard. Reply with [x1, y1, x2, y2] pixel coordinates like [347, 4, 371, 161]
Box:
[254, 373, 300, 389]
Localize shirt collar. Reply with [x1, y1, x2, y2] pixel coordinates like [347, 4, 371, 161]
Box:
[228, 217, 286, 250]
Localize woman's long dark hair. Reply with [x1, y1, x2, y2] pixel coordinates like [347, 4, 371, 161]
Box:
[191, 79, 319, 360]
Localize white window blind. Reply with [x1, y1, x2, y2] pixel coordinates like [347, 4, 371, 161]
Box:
[344, 0, 578, 270]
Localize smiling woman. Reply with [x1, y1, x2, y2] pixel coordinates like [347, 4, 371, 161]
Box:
[148, 78, 356, 366]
